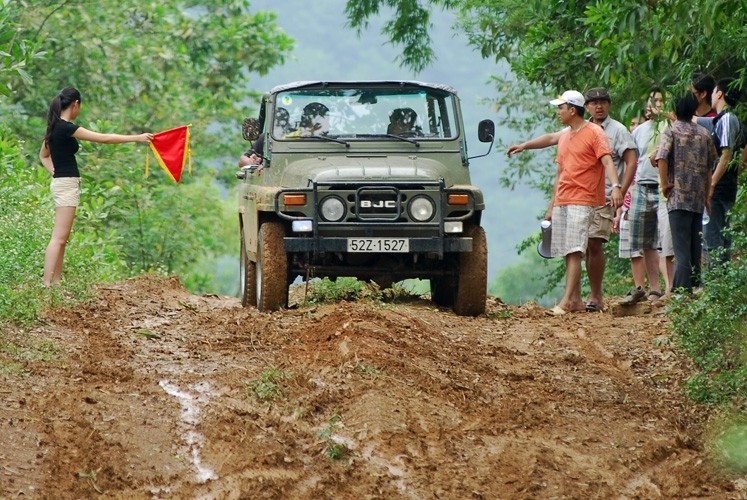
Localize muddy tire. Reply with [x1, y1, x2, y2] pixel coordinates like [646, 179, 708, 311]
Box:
[453, 225, 487, 316]
[257, 221, 289, 311]
[240, 225, 257, 308]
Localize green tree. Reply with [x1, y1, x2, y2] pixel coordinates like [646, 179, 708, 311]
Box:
[1, 1, 294, 298]
[0, 2, 44, 95]
[346, 0, 747, 406]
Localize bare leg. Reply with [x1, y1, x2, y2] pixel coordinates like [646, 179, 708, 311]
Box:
[585, 238, 605, 307]
[643, 248, 661, 294]
[658, 255, 675, 293]
[559, 251, 585, 311]
[43, 206, 76, 286]
[630, 256, 646, 288]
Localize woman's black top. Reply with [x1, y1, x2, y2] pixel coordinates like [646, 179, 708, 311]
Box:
[49, 120, 81, 178]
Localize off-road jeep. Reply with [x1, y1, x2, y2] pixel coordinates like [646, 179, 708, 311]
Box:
[237, 81, 494, 316]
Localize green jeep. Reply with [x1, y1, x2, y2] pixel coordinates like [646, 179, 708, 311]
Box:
[237, 80, 494, 316]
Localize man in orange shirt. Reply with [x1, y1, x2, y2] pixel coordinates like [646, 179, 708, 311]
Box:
[546, 90, 623, 314]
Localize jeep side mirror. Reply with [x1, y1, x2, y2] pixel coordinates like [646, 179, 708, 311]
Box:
[467, 119, 495, 160]
[477, 119, 495, 143]
[242, 117, 260, 141]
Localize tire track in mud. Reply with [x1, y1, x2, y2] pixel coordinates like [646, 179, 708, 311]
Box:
[2, 277, 741, 498]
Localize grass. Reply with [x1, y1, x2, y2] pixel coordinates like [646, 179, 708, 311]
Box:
[247, 366, 289, 401]
[0, 331, 60, 374]
[318, 414, 352, 462]
[302, 277, 421, 307]
[353, 362, 381, 377]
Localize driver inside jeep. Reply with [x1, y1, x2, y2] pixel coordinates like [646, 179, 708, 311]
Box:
[285, 102, 330, 138]
[387, 107, 422, 136]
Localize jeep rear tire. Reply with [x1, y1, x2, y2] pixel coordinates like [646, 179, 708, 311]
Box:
[453, 225, 487, 316]
[240, 225, 257, 307]
[257, 221, 289, 311]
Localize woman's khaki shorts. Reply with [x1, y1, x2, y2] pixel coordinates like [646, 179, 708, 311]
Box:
[51, 177, 81, 207]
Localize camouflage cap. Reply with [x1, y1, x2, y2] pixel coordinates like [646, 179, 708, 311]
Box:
[584, 87, 611, 103]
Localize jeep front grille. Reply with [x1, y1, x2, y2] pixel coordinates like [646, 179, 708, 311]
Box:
[355, 187, 401, 221]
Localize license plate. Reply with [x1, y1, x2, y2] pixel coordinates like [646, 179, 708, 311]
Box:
[347, 238, 409, 253]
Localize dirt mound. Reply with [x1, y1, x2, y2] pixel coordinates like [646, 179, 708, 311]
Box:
[1, 275, 744, 498]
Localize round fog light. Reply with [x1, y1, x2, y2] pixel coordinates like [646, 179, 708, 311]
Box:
[409, 196, 435, 222]
[320, 196, 346, 221]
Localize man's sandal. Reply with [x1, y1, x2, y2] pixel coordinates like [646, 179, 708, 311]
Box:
[647, 290, 664, 302]
[585, 301, 603, 313]
[620, 286, 647, 305]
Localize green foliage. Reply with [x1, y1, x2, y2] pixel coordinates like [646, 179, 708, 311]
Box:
[347, 0, 747, 118]
[248, 366, 288, 401]
[1, 1, 293, 299]
[489, 248, 562, 306]
[668, 257, 747, 405]
[711, 415, 747, 474]
[1, 337, 59, 363]
[304, 277, 367, 304]
[345, 0, 460, 73]
[0, 3, 45, 95]
[303, 277, 420, 306]
[318, 414, 351, 462]
[13, 1, 294, 157]
[0, 125, 122, 324]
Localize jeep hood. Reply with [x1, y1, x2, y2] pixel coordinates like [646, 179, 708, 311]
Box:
[277, 156, 469, 186]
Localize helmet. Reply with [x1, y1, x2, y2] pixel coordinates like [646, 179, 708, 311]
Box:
[303, 102, 328, 118]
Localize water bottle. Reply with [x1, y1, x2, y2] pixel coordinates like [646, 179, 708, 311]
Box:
[538, 220, 552, 258]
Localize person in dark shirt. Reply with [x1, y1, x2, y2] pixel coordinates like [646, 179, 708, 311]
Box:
[656, 93, 717, 292]
[38, 87, 153, 287]
[238, 134, 264, 167]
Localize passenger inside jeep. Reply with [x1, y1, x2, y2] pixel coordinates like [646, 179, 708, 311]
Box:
[387, 107, 422, 137]
[286, 102, 330, 137]
[273, 107, 291, 137]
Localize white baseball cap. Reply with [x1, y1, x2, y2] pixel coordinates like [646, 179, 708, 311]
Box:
[549, 90, 585, 107]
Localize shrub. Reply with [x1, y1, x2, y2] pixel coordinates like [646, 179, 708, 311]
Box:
[0, 128, 125, 325]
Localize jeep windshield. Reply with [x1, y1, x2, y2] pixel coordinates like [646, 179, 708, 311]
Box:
[270, 85, 459, 141]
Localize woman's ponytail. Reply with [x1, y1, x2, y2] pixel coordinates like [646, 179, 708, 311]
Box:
[44, 87, 81, 147]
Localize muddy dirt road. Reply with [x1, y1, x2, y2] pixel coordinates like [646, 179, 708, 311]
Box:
[1, 276, 744, 498]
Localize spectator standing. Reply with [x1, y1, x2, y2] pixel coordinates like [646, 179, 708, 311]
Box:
[621, 88, 666, 304]
[656, 93, 717, 292]
[703, 77, 741, 265]
[691, 72, 718, 118]
[508, 87, 635, 312]
[545, 90, 622, 314]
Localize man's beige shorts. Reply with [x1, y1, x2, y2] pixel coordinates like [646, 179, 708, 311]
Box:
[588, 204, 614, 241]
[51, 177, 81, 207]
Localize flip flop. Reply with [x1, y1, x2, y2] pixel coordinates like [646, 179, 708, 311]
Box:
[585, 301, 603, 313]
[550, 305, 568, 316]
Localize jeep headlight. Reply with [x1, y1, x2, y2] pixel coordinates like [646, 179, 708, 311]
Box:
[408, 196, 435, 222]
[320, 196, 346, 222]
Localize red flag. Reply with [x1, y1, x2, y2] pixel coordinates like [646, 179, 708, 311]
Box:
[147, 125, 191, 183]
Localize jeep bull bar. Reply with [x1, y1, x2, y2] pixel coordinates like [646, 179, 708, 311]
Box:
[274, 179, 477, 258]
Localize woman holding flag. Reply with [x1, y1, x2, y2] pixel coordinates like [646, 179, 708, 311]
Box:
[39, 87, 153, 287]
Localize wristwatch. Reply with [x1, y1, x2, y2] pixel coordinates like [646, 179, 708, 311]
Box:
[612, 183, 622, 189]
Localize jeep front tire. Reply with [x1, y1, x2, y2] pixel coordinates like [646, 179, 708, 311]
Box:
[257, 221, 289, 311]
[240, 224, 257, 307]
[453, 225, 487, 316]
